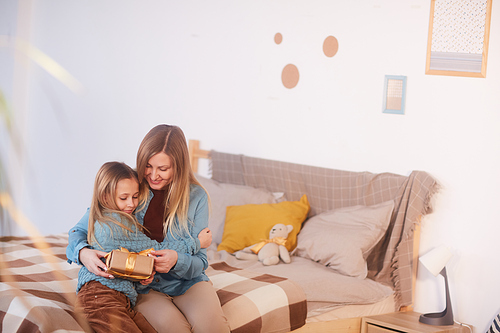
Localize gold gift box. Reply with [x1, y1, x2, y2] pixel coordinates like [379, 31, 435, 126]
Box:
[105, 248, 154, 281]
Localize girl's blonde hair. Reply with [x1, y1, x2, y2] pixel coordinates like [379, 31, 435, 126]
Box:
[88, 162, 145, 248]
[136, 125, 204, 237]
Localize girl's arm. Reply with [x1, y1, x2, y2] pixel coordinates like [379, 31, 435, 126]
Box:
[198, 228, 212, 249]
[107, 223, 163, 253]
[179, 227, 211, 255]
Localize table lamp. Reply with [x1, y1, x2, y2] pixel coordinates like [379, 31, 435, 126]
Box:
[419, 245, 454, 326]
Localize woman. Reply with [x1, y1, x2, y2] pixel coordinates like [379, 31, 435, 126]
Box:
[67, 125, 230, 333]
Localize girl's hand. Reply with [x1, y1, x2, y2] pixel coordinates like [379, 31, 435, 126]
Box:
[79, 247, 114, 279]
[198, 228, 212, 249]
[150, 249, 178, 273]
[140, 270, 156, 285]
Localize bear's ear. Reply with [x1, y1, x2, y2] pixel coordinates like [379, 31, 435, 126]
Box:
[287, 225, 293, 234]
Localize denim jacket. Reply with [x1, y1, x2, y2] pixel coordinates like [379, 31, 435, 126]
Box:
[67, 184, 210, 296]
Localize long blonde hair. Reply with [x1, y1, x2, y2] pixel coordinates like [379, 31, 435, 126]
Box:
[136, 125, 204, 237]
[88, 162, 146, 248]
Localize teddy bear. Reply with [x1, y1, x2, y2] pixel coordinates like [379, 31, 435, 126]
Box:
[235, 223, 293, 265]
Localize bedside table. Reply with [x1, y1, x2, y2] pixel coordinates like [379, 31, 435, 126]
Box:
[361, 311, 470, 333]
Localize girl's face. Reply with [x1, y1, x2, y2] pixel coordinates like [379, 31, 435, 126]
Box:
[114, 178, 139, 214]
[145, 152, 174, 190]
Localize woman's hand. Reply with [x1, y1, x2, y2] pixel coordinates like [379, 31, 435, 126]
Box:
[198, 227, 212, 249]
[140, 270, 156, 285]
[79, 247, 114, 279]
[150, 249, 178, 273]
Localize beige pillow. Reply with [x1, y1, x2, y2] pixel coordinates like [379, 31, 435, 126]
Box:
[195, 174, 277, 244]
[293, 200, 394, 279]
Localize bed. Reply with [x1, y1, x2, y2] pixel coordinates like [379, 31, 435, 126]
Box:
[0, 140, 439, 333]
[188, 140, 440, 333]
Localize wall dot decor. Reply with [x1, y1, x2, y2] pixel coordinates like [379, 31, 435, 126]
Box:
[274, 33, 283, 45]
[282, 64, 299, 89]
[323, 36, 339, 57]
[275, 33, 336, 89]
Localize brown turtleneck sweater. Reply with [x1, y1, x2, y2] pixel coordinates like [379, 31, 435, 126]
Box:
[143, 189, 166, 243]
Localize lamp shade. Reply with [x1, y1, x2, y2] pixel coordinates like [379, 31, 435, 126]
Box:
[419, 245, 452, 277]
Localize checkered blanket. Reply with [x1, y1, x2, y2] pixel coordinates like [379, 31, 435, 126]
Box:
[0, 234, 89, 332]
[207, 261, 307, 333]
[0, 234, 307, 333]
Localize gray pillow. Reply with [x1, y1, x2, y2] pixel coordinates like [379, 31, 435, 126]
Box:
[195, 174, 277, 244]
[293, 200, 394, 279]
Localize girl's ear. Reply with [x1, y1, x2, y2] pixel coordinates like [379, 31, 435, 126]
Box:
[102, 195, 112, 208]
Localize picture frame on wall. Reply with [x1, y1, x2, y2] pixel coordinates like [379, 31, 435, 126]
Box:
[425, 0, 492, 78]
[382, 75, 407, 115]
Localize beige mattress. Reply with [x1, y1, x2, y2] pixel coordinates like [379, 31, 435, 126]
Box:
[208, 245, 395, 320]
[306, 294, 396, 322]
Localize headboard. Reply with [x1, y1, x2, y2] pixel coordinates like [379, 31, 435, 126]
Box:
[188, 140, 439, 310]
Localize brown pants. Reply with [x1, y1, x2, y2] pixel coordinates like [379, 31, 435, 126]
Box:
[135, 281, 230, 333]
[75, 281, 156, 333]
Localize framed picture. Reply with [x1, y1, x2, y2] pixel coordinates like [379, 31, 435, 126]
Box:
[425, 0, 492, 78]
[382, 75, 407, 115]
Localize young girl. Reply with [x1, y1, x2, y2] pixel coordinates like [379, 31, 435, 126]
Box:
[75, 161, 211, 333]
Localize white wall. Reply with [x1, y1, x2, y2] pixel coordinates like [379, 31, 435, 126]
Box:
[1, 0, 499, 331]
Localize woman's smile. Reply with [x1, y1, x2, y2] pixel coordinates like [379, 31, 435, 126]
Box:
[145, 152, 174, 190]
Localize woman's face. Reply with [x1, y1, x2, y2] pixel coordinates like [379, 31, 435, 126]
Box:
[145, 152, 174, 190]
[114, 178, 139, 214]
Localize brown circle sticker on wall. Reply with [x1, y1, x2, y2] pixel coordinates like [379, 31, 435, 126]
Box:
[274, 33, 283, 45]
[282, 64, 299, 89]
[323, 36, 339, 57]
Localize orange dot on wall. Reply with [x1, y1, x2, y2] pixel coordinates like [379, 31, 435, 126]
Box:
[282, 64, 299, 89]
[274, 33, 283, 45]
[323, 36, 339, 57]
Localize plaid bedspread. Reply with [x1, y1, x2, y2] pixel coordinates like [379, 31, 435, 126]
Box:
[207, 261, 307, 333]
[0, 234, 307, 333]
[0, 234, 89, 332]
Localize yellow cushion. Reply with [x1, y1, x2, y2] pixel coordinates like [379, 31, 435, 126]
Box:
[217, 194, 310, 253]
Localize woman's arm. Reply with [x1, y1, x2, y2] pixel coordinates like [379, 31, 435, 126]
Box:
[66, 208, 91, 264]
[66, 209, 111, 278]
[154, 186, 210, 280]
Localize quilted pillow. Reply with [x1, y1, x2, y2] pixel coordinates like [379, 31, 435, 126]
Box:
[195, 174, 278, 244]
[293, 200, 394, 279]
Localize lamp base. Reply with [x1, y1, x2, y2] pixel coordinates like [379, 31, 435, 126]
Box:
[419, 311, 454, 326]
[419, 266, 454, 326]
